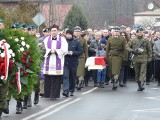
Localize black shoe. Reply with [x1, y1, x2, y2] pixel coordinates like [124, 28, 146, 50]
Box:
[23, 96, 28, 109]
[119, 83, 124, 87]
[39, 93, 44, 97]
[123, 83, 127, 87]
[0, 109, 2, 117]
[157, 82, 160, 86]
[77, 87, 81, 90]
[137, 82, 145, 91]
[27, 95, 32, 107]
[62, 92, 69, 97]
[112, 80, 117, 91]
[3, 100, 9, 114]
[3, 109, 9, 114]
[94, 83, 97, 87]
[105, 82, 109, 85]
[70, 92, 74, 96]
[34, 93, 39, 105]
[100, 83, 104, 88]
[23, 102, 27, 109]
[146, 82, 150, 85]
[51, 98, 57, 101]
[16, 101, 23, 114]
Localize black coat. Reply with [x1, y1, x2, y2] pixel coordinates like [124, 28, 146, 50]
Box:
[64, 38, 82, 66]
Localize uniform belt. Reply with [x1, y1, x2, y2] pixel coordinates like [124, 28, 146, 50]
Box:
[110, 49, 122, 52]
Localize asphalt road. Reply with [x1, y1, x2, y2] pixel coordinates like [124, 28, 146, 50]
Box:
[1, 81, 160, 120]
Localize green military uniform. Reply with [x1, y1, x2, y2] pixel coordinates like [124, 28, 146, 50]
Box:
[106, 36, 126, 90]
[127, 36, 152, 88]
[106, 36, 126, 75]
[77, 37, 88, 90]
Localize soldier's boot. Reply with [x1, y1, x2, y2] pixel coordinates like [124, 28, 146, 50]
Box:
[27, 94, 32, 107]
[33, 93, 39, 105]
[16, 101, 23, 114]
[23, 96, 28, 109]
[0, 109, 2, 117]
[137, 81, 145, 91]
[3, 100, 9, 114]
[77, 80, 82, 90]
[112, 79, 118, 90]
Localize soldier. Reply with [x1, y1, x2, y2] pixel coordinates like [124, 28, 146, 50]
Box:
[106, 27, 126, 90]
[127, 27, 152, 91]
[39, 28, 50, 97]
[0, 19, 9, 118]
[74, 26, 88, 90]
[20, 23, 28, 33]
[11, 23, 20, 30]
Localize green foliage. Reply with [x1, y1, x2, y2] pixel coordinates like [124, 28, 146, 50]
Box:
[63, 4, 88, 30]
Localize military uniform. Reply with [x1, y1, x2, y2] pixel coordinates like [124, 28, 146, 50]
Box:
[77, 37, 88, 90]
[106, 36, 126, 90]
[127, 32, 152, 91]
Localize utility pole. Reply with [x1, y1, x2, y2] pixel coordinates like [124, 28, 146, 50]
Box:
[112, 0, 116, 26]
[49, 0, 57, 26]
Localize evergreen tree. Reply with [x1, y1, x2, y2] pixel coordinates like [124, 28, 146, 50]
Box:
[63, 4, 88, 30]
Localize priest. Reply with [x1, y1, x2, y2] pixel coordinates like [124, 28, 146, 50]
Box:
[43, 24, 68, 100]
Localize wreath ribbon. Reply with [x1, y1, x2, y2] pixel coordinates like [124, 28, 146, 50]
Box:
[0, 41, 10, 81]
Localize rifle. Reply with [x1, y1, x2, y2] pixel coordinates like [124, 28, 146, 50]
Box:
[129, 39, 145, 68]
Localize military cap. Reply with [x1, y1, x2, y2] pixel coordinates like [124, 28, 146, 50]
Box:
[0, 18, 4, 23]
[42, 28, 50, 32]
[136, 26, 144, 33]
[27, 25, 32, 31]
[20, 23, 27, 28]
[30, 25, 37, 30]
[132, 25, 140, 30]
[113, 26, 120, 31]
[11, 23, 20, 29]
[120, 25, 126, 30]
[74, 26, 81, 32]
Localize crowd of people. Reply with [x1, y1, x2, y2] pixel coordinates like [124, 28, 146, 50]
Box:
[0, 17, 160, 118]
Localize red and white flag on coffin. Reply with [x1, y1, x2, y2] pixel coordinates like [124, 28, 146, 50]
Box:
[85, 57, 106, 67]
[16, 67, 21, 94]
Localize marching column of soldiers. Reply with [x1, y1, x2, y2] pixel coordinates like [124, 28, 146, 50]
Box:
[0, 17, 160, 118]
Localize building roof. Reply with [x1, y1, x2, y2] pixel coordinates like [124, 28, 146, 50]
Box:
[134, 9, 160, 16]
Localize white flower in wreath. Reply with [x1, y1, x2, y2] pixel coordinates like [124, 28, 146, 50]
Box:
[12, 53, 15, 57]
[20, 47, 24, 52]
[6, 43, 10, 49]
[0, 53, 5, 58]
[1, 76, 4, 80]
[15, 38, 19, 42]
[8, 54, 11, 59]
[21, 37, 25, 40]
[9, 49, 13, 54]
[26, 44, 30, 49]
[21, 41, 26, 46]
